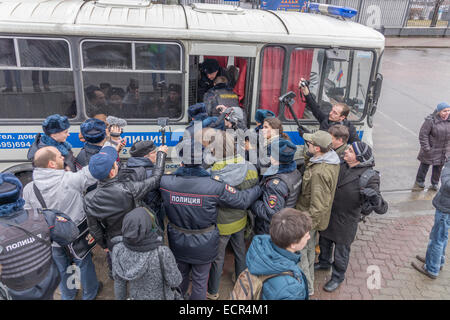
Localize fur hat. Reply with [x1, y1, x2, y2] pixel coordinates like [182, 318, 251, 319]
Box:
[255, 109, 276, 124]
[0, 173, 22, 205]
[42, 114, 70, 136]
[271, 139, 297, 164]
[80, 118, 106, 144]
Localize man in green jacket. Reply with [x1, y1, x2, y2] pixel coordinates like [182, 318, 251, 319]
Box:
[206, 131, 259, 300]
[296, 130, 340, 296]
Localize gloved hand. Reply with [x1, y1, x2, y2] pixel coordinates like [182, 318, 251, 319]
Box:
[361, 188, 378, 199]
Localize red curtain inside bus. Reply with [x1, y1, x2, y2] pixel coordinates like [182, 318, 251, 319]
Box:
[233, 57, 247, 107]
[259, 47, 285, 116]
[285, 49, 314, 119]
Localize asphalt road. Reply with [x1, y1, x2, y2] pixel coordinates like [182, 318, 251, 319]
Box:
[372, 48, 450, 217]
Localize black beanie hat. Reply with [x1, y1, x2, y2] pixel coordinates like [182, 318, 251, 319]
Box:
[129, 140, 156, 157]
[351, 141, 374, 164]
[201, 59, 220, 75]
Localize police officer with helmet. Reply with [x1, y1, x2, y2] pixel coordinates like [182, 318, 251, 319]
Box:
[0, 173, 79, 300]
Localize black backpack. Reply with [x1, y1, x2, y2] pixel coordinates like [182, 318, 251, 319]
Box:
[359, 168, 384, 220]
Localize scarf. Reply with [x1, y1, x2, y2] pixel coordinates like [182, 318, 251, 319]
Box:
[41, 134, 72, 157]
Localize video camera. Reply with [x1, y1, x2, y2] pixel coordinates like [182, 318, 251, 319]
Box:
[279, 91, 297, 107]
[279, 91, 311, 137]
[157, 117, 170, 146]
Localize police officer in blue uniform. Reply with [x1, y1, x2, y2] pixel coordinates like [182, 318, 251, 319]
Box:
[0, 173, 79, 300]
[160, 138, 261, 300]
[251, 139, 302, 235]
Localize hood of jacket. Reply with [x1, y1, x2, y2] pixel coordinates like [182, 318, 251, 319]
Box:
[246, 235, 302, 279]
[111, 240, 152, 281]
[210, 156, 249, 186]
[310, 149, 341, 165]
[33, 168, 68, 194]
[127, 157, 154, 169]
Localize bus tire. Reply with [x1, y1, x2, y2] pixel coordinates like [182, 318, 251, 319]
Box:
[1, 163, 33, 186]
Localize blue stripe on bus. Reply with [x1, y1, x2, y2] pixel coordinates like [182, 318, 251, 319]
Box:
[0, 130, 364, 149]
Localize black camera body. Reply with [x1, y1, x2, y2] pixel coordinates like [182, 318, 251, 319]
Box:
[300, 79, 310, 88]
[279, 91, 296, 106]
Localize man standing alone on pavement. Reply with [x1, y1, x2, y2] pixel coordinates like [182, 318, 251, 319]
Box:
[412, 159, 450, 279]
[295, 130, 340, 295]
[23, 146, 102, 300]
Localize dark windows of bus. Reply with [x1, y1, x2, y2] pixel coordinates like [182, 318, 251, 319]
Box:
[0, 38, 16, 66]
[0, 38, 75, 119]
[82, 41, 183, 120]
[135, 43, 181, 72]
[18, 39, 70, 69]
[82, 42, 132, 69]
[83, 73, 182, 119]
[258, 46, 285, 117]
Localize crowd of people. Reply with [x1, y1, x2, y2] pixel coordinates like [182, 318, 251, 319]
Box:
[0, 69, 448, 301]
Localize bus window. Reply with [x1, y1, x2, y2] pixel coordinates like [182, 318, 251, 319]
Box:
[81, 41, 183, 120]
[18, 39, 70, 69]
[347, 50, 373, 120]
[258, 46, 285, 117]
[319, 49, 373, 121]
[0, 37, 75, 119]
[0, 38, 16, 66]
[82, 41, 132, 70]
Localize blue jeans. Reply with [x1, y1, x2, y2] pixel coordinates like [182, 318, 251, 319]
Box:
[52, 247, 100, 300]
[425, 209, 449, 276]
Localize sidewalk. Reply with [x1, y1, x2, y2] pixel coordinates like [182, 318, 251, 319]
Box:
[385, 36, 450, 48]
[218, 211, 450, 300]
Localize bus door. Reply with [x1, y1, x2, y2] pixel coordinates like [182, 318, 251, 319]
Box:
[188, 42, 257, 124]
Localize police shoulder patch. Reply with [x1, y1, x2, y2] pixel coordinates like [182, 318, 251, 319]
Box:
[268, 195, 278, 209]
[272, 179, 280, 185]
[225, 184, 236, 194]
[56, 216, 67, 222]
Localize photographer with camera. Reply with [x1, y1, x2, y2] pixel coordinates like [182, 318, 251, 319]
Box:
[298, 78, 360, 144]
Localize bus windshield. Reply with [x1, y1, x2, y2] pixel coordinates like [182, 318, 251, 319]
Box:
[258, 46, 374, 122]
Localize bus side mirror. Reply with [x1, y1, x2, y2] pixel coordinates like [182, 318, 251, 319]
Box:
[373, 73, 383, 104]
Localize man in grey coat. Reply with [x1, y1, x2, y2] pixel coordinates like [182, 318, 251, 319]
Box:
[23, 146, 102, 300]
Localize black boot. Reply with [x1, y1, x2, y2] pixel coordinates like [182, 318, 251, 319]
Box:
[323, 278, 343, 292]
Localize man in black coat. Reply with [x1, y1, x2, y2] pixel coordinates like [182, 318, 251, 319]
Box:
[317, 142, 387, 292]
[84, 145, 167, 251]
[299, 78, 360, 144]
[197, 58, 233, 103]
[160, 138, 261, 300]
[121, 140, 165, 229]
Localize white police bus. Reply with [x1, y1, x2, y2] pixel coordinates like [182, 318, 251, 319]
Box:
[0, 0, 384, 182]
